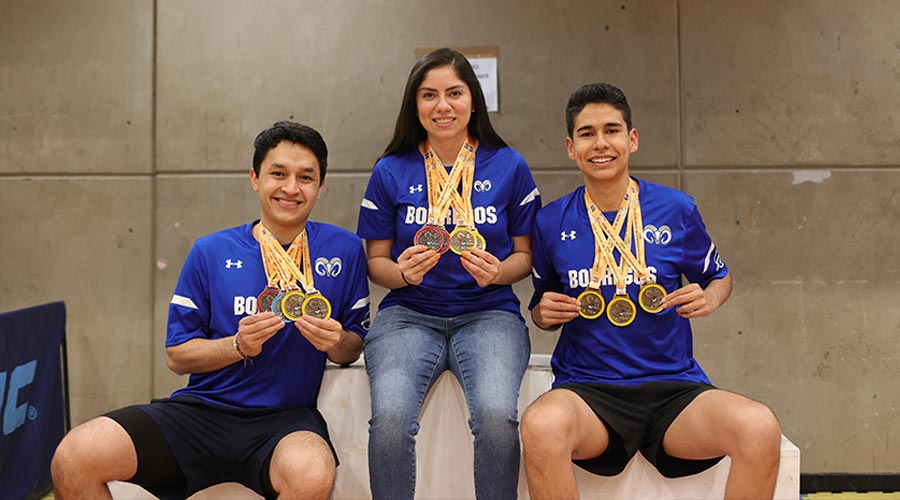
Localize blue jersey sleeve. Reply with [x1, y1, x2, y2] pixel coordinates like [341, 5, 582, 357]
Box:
[507, 158, 542, 237]
[166, 243, 212, 347]
[681, 204, 728, 288]
[529, 211, 560, 311]
[336, 238, 371, 341]
[357, 161, 397, 241]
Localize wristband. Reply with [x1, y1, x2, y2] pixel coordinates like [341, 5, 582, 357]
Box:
[233, 332, 253, 365]
[401, 272, 415, 287]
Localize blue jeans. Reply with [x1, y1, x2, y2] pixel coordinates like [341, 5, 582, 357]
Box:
[365, 305, 531, 500]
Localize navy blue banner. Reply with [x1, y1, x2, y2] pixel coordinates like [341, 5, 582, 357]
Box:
[0, 302, 67, 500]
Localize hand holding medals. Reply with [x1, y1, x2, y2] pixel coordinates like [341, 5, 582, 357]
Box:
[255, 224, 332, 323]
[579, 181, 668, 327]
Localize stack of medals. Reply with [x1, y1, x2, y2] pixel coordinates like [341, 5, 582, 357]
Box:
[255, 224, 332, 322]
[578, 180, 667, 327]
[414, 136, 486, 255]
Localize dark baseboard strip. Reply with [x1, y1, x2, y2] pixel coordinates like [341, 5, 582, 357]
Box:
[801, 473, 900, 493]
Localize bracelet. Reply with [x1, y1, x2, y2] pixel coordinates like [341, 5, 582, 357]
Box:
[233, 332, 252, 365]
[400, 272, 415, 287]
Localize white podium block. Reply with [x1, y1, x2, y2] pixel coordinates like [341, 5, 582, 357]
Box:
[110, 355, 799, 500]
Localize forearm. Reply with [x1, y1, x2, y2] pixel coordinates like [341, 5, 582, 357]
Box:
[704, 273, 733, 312]
[494, 250, 532, 285]
[326, 330, 364, 365]
[166, 337, 242, 375]
[368, 255, 406, 289]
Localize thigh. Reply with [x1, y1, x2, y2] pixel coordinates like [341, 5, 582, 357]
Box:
[527, 388, 610, 460]
[365, 306, 448, 413]
[103, 406, 184, 488]
[447, 310, 530, 409]
[662, 388, 774, 460]
[56, 414, 140, 483]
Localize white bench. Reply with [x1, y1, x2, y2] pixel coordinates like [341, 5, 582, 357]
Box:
[110, 355, 800, 500]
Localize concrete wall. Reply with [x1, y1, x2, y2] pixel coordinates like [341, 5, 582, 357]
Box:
[1, 0, 898, 473]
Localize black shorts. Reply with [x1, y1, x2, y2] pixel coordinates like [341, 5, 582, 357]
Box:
[559, 381, 724, 478]
[104, 395, 337, 500]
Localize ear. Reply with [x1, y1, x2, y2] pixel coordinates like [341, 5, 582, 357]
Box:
[565, 136, 576, 161]
[316, 178, 326, 200]
[249, 168, 260, 192]
[629, 128, 639, 153]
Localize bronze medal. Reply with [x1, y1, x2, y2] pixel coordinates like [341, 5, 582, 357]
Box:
[281, 290, 306, 321]
[257, 287, 279, 313]
[415, 225, 449, 254]
[302, 293, 332, 320]
[639, 283, 666, 314]
[577, 289, 605, 319]
[448, 227, 477, 255]
[606, 295, 637, 327]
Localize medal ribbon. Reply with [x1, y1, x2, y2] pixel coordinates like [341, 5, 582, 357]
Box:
[424, 137, 477, 228]
[256, 224, 318, 294]
[584, 189, 630, 293]
[584, 180, 651, 294]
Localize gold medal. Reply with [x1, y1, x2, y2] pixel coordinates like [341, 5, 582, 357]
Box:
[281, 289, 306, 321]
[639, 283, 666, 314]
[448, 227, 478, 254]
[302, 293, 332, 320]
[473, 231, 486, 251]
[606, 295, 636, 327]
[577, 289, 605, 319]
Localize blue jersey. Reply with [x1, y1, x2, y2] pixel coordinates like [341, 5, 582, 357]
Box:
[357, 145, 541, 317]
[166, 221, 370, 408]
[530, 179, 728, 387]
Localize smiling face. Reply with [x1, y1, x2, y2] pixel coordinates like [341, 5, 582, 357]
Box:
[566, 102, 639, 187]
[250, 140, 324, 242]
[416, 65, 473, 146]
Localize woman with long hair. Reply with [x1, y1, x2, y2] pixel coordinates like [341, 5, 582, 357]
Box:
[357, 48, 542, 499]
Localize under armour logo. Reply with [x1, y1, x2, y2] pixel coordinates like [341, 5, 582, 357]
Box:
[315, 257, 342, 277]
[409, 184, 423, 194]
[225, 259, 243, 269]
[561, 230, 577, 241]
[474, 180, 492, 192]
[643, 225, 672, 245]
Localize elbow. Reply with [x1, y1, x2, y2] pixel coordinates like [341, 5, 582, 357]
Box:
[165, 351, 187, 375]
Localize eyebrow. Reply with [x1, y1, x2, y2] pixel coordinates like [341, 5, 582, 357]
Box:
[575, 121, 623, 133]
[418, 84, 466, 93]
[268, 163, 316, 173]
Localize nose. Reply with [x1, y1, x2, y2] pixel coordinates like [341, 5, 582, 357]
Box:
[436, 94, 451, 112]
[592, 134, 610, 150]
[282, 176, 301, 194]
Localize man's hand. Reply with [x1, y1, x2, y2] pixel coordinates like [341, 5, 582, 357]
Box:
[461, 248, 502, 287]
[236, 312, 284, 357]
[397, 244, 440, 285]
[662, 283, 717, 318]
[294, 315, 346, 352]
[532, 291, 582, 330]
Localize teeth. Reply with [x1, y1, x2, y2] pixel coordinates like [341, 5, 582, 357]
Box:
[590, 157, 614, 164]
[435, 118, 454, 124]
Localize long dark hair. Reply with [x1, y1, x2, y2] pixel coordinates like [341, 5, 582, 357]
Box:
[381, 48, 506, 158]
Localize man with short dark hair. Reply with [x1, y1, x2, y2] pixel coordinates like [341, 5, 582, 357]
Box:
[52, 121, 370, 500]
[521, 84, 781, 500]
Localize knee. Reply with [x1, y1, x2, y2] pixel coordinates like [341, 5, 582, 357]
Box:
[272, 438, 336, 499]
[369, 407, 420, 440]
[521, 401, 573, 453]
[733, 404, 781, 461]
